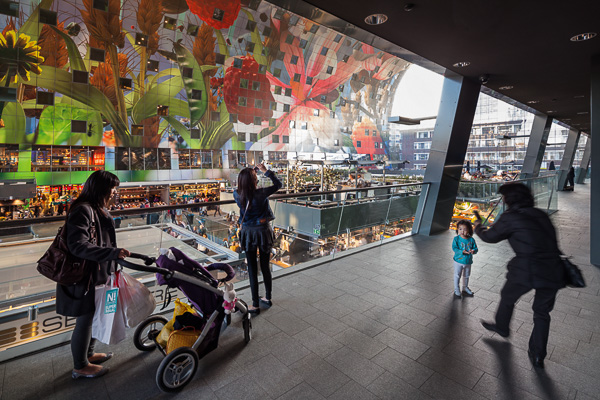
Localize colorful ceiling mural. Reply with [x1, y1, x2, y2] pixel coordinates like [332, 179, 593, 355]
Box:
[0, 0, 411, 169]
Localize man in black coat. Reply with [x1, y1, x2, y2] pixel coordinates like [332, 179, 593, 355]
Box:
[475, 183, 565, 369]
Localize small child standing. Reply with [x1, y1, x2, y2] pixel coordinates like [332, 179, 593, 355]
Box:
[452, 220, 478, 299]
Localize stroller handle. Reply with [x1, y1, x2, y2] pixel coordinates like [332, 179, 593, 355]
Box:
[117, 257, 171, 277]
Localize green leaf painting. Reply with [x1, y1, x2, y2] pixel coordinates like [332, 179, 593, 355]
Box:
[37, 103, 103, 146]
[131, 76, 188, 123]
[0, 102, 27, 144]
[173, 42, 209, 126]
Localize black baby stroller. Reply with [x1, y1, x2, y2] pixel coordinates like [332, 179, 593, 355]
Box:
[118, 248, 251, 393]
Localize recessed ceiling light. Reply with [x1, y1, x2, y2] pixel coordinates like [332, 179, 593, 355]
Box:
[527, 100, 539, 104]
[546, 111, 556, 113]
[574, 95, 585, 98]
[498, 86, 513, 90]
[563, 118, 571, 121]
[577, 111, 589, 114]
[570, 32, 597, 41]
[364, 14, 388, 25]
[452, 61, 470, 68]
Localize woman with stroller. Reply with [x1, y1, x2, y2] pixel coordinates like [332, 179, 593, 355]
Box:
[56, 171, 131, 379]
[234, 163, 282, 314]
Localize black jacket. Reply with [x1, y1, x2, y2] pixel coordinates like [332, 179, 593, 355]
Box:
[475, 206, 565, 289]
[55, 203, 122, 317]
[234, 170, 282, 227]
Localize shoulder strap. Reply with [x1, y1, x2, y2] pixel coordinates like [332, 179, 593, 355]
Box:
[241, 200, 250, 224]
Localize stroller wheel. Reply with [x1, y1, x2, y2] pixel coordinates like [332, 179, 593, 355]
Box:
[156, 347, 199, 393]
[243, 316, 252, 344]
[134, 315, 169, 351]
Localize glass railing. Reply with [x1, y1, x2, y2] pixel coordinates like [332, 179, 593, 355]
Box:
[452, 174, 558, 229]
[0, 182, 427, 359]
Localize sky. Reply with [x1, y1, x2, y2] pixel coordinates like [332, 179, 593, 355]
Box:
[391, 64, 444, 120]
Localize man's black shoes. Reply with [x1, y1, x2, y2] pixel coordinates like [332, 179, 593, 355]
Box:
[528, 350, 545, 369]
[480, 320, 509, 338]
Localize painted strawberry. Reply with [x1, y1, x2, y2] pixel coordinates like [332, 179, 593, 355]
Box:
[222, 56, 275, 124]
[351, 118, 385, 158]
[185, 0, 241, 30]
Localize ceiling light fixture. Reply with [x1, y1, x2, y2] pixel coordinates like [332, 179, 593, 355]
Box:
[364, 13, 388, 25]
[574, 95, 585, 98]
[498, 86, 513, 90]
[546, 110, 556, 113]
[452, 61, 470, 68]
[570, 32, 597, 41]
[527, 100, 539, 104]
[577, 111, 589, 114]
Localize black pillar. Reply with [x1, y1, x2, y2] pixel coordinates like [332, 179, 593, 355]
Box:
[591, 54, 600, 266]
[520, 113, 553, 179]
[414, 71, 480, 235]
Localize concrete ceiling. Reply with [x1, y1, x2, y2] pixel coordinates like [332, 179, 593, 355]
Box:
[274, 0, 600, 133]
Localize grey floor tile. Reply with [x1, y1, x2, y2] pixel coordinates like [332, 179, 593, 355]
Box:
[417, 347, 485, 390]
[333, 327, 387, 359]
[265, 310, 311, 336]
[367, 371, 433, 400]
[338, 312, 388, 338]
[246, 354, 304, 398]
[215, 373, 272, 400]
[302, 311, 347, 336]
[374, 327, 430, 360]
[289, 353, 350, 397]
[325, 347, 385, 387]
[327, 380, 379, 400]
[275, 382, 326, 400]
[371, 347, 434, 388]
[267, 332, 312, 366]
[420, 372, 486, 400]
[473, 372, 543, 400]
[293, 326, 344, 357]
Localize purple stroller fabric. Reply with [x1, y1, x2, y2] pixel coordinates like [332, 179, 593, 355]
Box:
[155, 247, 234, 316]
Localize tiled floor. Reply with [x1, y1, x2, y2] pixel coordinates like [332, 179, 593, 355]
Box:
[1, 183, 599, 400]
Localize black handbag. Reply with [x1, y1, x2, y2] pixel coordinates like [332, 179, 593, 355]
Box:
[37, 206, 97, 286]
[561, 256, 586, 288]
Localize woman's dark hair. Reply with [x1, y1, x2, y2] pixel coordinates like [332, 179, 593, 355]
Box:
[237, 167, 258, 206]
[71, 170, 120, 211]
[456, 220, 473, 236]
[498, 183, 534, 208]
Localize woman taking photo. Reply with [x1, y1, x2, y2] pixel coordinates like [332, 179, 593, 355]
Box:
[234, 163, 282, 314]
[56, 171, 130, 379]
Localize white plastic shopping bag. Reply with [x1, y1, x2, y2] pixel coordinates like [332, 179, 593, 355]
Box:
[92, 273, 126, 345]
[116, 271, 156, 328]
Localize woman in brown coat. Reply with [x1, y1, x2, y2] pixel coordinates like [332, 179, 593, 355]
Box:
[56, 171, 130, 379]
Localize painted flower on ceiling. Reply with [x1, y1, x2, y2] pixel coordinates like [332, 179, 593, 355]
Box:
[260, 24, 363, 150]
[351, 117, 385, 158]
[0, 30, 44, 83]
[222, 55, 274, 124]
[185, 0, 241, 30]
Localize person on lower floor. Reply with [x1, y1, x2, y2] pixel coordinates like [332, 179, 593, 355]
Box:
[234, 163, 282, 314]
[56, 171, 131, 379]
[475, 183, 565, 369]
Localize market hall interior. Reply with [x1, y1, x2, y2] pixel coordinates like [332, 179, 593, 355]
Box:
[0, 183, 598, 400]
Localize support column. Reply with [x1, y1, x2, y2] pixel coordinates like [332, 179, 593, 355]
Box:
[576, 136, 591, 184]
[520, 113, 553, 179]
[557, 128, 581, 190]
[413, 71, 480, 235]
[591, 54, 600, 266]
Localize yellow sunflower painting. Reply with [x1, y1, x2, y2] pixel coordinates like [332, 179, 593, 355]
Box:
[0, 30, 44, 84]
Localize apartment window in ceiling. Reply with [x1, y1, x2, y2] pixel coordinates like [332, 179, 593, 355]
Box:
[0, 1, 19, 17]
[37, 91, 54, 106]
[191, 128, 201, 139]
[72, 70, 89, 84]
[39, 8, 57, 25]
[89, 47, 105, 62]
[215, 53, 225, 65]
[212, 8, 224, 22]
[71, 120, 87, 133]
[187, 23, 199, 36]
[146, 59, 159, 72]
[92, 0, 108, 11]
[135, 32, 148, 47]
[131, 124, 144, 136]
[163, 16, 177, 30]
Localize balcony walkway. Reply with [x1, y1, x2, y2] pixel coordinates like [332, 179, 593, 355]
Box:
[1, 184, 599, 400]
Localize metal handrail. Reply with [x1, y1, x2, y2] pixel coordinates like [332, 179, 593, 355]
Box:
[0, 182, 428, 229]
